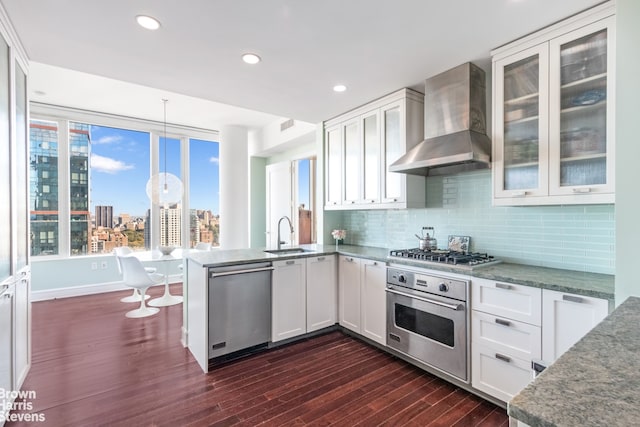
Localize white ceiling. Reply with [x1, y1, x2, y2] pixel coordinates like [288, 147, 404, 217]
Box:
[2, 0, 604, 129]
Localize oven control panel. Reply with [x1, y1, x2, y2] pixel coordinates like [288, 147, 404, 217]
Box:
[387, 267, 468, 302]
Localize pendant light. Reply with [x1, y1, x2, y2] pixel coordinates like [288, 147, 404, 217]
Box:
[145, 99, 183, 208]
[146, 99, 183, 253]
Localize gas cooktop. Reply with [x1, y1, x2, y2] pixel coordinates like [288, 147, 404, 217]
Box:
[388, 248, 501, 269]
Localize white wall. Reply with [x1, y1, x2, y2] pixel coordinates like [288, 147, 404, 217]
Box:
[249, 118, 316, 157]
[219, 125, 250, 249]
[615, 0, 640, 305]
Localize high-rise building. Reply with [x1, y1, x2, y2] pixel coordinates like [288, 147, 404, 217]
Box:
[69, 122, 91, 255]
[144, 209, 151, 250]
[189, 209, 201, 247]
[29, 120, 60, 256]
[160, 204, 181, 247]
[96, 205, 114, 229]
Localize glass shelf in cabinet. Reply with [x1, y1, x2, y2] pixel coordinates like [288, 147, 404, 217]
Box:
[504, 115, 539, 125]
[561, 72, 606, 90]
[560, 153, 606, 163]
[504, 92, 539, 105]
[560, 101, 606, 116]
[505, 161, 540, 169]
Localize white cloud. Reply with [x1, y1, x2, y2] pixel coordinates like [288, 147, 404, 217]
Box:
[94, 135, 123, 145]
[91, 154, 134, 174]
[209, 156, 219, 164]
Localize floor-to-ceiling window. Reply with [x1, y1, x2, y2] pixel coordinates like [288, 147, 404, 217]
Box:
[29, 105, 218, 258]
[188, 138, 220, 248]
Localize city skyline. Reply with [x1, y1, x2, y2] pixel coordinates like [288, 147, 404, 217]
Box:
[89, 125, 220, 217]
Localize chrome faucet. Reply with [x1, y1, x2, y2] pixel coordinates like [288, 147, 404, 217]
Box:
[277, 216, 294, 250]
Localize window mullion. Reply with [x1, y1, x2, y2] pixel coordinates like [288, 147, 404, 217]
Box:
[58, 120, 71, 256]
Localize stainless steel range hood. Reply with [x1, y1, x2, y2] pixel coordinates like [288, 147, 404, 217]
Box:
[390, 62, 491, 176]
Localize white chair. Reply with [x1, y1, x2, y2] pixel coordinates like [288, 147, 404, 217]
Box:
[114, 247, 156, 303]
[194, 242, 212, 251]
[118, 255, 164, 318]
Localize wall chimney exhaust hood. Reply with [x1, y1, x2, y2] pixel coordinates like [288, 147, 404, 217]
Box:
[390, 62, 491, 176]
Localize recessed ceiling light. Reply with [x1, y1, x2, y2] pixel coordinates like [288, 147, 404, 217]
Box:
[242, 53, 261, 65]
[136, 15, 161, 30]
[333, 84, 347, 93]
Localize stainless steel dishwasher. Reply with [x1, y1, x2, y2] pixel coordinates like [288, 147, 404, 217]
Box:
[208, 262, 273, 364]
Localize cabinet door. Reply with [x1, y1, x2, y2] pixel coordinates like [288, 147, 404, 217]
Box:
[381, 100, 406, 203]
[472, 310, 541, 362]
[0, 36, 9, 282]
[494, 43, 549, 200]
[360, 259, 386, 345]
[542, 289, 608, 363]
[325, 125, 342, 207]
[343, 118, 361, 205]
[0, 282, 14, 417]
[471, 278, 542, 326]
[338, 256, 361, 333]
[306, 255, 337, 332]
[13, 270, 30, 389]
[472, 342, 534, 403]
[272, 259, 307, 342]
[362, 110, 381, 205]
[548, 18, 615, 196]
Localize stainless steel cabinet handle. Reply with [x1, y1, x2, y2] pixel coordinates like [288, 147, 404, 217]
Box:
[317, 256, 325, 261]
[495, 353, 511, 363]
[286, 260, 295, 265]
[573, 187, 592, 194]
[385, 287, 462, 311]
[210, 266, 274, 278]
[495, 283, 513, 290]
[495, 318, 511, 327]
[562, 294, 584, 304]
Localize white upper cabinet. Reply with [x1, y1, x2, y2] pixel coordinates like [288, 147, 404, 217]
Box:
[325, 125, 343, 207]
[324, 88, 425, 210]
[492, 4, 615, 205]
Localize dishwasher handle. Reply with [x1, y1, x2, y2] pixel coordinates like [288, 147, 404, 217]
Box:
[210, 266, 274, 278]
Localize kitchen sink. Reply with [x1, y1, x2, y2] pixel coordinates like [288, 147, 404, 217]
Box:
[263, 248, 311, 255]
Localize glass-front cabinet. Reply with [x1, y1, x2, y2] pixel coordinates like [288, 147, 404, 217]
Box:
[324, 88, 424, 210]
[492, 5, 614, 205]
[494, 45, 549, 198]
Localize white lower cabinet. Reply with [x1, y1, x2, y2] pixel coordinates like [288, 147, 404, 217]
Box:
[360, 259, 386, 345]
[272, 259, 307, 342]
[306, 255, 337, 332]
[471, 278, 542, 403]
[272, 256, 338, 343]
[472, 343, 534, 403]
[338, 255, 387, 345]
[338, 256, 361, 333]
[541, 289, 608, 363]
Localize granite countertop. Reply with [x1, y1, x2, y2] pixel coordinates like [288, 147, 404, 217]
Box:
[186, 244, 614, 301]
[508, 296, 640, 427]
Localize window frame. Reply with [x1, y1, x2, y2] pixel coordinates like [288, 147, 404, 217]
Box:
[30, 102, 219, 260]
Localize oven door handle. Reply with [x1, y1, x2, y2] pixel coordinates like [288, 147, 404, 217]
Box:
[386, 287, 463, 311]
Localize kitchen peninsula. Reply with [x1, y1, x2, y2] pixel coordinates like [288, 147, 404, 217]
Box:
[184, 244, 614, 380]
[508, 296, 640, 427]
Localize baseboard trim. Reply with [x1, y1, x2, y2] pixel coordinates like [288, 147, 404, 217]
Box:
[31, 280, 182, 302]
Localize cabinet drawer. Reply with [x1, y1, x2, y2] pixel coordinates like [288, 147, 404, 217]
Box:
[472, 278, 541, 326]
[472, 310, 541, 362]
[472, 342, 533, 403]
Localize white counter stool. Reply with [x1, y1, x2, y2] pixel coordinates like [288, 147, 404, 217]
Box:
[113, 247, 156, 303]
[118, 256, 164, 318]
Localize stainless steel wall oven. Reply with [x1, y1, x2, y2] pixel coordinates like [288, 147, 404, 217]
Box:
[386, 266, 470, 382]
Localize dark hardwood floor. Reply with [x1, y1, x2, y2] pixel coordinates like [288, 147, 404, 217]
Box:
[8, 285, 508, 426]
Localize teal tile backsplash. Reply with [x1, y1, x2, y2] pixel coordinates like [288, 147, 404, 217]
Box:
[326, 170, 615, 274]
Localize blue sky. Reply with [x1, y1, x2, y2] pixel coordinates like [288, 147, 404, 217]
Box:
[89, 125, 219, 217]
